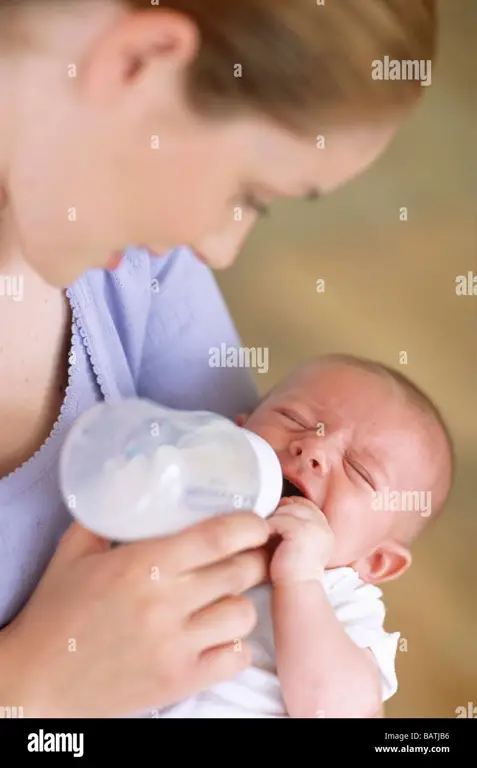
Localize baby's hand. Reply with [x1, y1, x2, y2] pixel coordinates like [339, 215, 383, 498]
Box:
[267, 497, 334, 584]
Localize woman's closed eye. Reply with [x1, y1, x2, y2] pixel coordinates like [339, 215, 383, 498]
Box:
[241, 192, 270, 218]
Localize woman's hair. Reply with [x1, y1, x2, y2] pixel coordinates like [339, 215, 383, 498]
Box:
[139, 0, 437, 132]
[3, 0, 437, 133]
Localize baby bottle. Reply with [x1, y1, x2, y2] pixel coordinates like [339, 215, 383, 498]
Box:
[58, 398, 283, 542]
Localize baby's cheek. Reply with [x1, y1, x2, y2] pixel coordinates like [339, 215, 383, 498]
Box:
[324, 490, 371, 561]
[247, 422, 289, 453]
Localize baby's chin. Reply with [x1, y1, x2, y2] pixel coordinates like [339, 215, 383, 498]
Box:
[325, 540, 362, 571]
[325, 553, 354, 570]
[281, 476, 309, 501]
[278, 496, 320, 514]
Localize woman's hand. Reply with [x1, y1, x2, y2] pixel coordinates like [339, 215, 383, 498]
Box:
[0, 512, 269, 718]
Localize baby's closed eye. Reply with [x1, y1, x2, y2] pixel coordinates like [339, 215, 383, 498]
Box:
[344, 453, 375, 489]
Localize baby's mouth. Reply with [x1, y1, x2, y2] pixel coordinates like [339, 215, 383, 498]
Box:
[281, 476, 307, 500]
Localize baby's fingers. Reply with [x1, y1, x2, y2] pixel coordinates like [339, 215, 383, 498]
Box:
[268, 511, 308, 540]
[276, 498, 320, 521]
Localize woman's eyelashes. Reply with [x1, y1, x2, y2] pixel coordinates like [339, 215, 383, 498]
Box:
[241, 192, 270, 217]
[238, 184, 321, 218]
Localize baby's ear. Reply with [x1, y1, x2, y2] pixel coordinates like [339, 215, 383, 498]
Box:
[235, 413, 249, 427]
[352, 541, 411, 585]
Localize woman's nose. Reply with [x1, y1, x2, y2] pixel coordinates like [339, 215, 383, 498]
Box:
[196, 215, 258, 269]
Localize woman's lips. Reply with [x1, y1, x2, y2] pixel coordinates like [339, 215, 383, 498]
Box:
[193, 250, 208, 264]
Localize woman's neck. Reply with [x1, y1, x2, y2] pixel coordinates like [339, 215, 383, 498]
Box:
[0, 204, 20, 272]
[0, 205, 71, 479]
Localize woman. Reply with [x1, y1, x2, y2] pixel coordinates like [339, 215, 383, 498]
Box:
[0, 0, 436, 716]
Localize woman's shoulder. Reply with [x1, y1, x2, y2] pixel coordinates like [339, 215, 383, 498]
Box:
[65, 244, 259, 413]
[65, 246, 195, 398]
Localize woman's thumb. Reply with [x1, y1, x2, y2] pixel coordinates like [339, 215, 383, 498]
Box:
[52, 521, 111, 566]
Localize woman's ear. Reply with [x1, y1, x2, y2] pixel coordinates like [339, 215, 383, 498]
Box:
[235, 413, 249, 427]
[78, 9, 199, 108]
[352, 541, 412, 585]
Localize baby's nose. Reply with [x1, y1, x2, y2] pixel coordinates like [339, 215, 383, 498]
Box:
[291, 440, 328, 474]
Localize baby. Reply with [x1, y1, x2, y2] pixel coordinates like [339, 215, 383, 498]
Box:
[156, 353, 454, 719]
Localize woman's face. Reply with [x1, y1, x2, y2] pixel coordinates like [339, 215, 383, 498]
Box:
[2, 6, 398, 285]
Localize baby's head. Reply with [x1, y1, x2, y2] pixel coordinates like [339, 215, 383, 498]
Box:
[239, 355, 453, 585]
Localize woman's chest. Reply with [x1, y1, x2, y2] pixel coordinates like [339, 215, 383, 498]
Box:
[0, 306, 104, 628]
[0, 290, 71, 479]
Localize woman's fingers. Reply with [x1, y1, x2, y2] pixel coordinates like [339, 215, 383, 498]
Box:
[196, 639, 253, 690]
[122, 511, 269, 577]
[181, 547, 269, 613]
[188, 594, 258, 650]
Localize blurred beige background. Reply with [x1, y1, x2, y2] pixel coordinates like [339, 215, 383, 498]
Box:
[216, 0, 477, 718]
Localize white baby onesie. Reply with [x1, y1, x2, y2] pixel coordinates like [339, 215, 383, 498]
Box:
[154, 566, 400, 718]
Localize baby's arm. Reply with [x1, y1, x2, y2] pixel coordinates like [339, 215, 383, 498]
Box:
[269, 500, 382, 719]
[272, 582, 381, 718]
